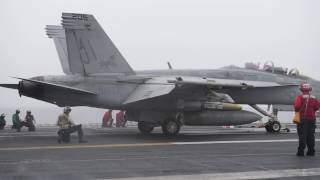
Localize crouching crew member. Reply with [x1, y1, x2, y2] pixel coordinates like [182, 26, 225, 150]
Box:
[57, 107, 87, 143]
[24, 110, 36, 131]
[0, 113, 6, 130]
[12, 110, 22, 132]
[294, 83, 320, 156]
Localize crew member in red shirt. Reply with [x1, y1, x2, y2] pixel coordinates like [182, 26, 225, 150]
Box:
[102, 110, 113, 128]
[116, 111, 126, 127]
[294, 83, 320, 156]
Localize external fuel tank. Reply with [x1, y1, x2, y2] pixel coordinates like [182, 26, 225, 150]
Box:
[184, 110, 262, 126]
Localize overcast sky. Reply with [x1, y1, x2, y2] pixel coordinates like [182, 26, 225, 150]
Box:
[0, 0, 319, 108]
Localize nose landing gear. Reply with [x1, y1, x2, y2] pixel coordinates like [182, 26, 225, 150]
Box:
[250, 104, 289, 133]
[265, 120, 281, 133]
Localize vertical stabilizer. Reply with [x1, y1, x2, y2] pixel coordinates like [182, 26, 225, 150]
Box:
[61, 13, 135, 75]
[46, 25, 71, 74]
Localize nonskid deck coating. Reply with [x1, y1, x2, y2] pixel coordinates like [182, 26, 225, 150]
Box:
[0, 126, 319, 180]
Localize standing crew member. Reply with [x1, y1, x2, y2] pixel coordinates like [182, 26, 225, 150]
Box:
[24, 110, 36, 131]
[57, 107, 87, 143]
[116, 111, 126, 127]
[0, 113, 6, 130]
[12, 110, 22, 132]
[102, 110, 113, 127]
[294, 83, 320, 156]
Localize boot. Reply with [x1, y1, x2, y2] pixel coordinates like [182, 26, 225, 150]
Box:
[306, 150, 315, 156]
[296, 150, 304, 157]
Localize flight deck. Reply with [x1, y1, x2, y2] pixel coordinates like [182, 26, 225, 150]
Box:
[0, 125, 320, 180]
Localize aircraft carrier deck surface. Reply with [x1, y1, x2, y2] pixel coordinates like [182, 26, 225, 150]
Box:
[0, 125, 320, 180]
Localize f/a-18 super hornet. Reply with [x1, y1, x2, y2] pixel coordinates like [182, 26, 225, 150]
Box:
[1, 13, 319, 136]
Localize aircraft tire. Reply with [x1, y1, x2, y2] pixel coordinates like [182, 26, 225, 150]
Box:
[270, 121, 281, 133]
[162, 119, 180, 136]
[138, 122, 154, 134]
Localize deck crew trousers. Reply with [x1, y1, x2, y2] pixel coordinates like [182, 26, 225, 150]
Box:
[297, 119, 316, 153]
[59, 125, 84, 142]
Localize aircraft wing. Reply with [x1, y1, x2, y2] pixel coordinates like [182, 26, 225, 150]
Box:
[123, 76, 299, 105]
[167, 76, 299, 105]
[168, 76, 295, 89]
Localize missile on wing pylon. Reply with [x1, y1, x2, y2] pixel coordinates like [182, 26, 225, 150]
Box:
[181, 101, 243, 111]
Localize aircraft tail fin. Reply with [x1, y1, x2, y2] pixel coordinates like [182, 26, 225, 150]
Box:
[61, 13, 135, 75]
[46, 25, 71, 74]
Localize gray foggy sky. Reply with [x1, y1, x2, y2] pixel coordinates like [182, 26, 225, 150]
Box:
[0, 0, 319, 108]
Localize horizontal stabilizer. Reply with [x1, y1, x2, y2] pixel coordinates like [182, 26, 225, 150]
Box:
[0, 84, 18, 90]
[11, 77, 96, 95]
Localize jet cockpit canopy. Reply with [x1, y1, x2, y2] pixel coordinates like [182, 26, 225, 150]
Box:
[244, 61, 311, 80]
[262, 61, 288, 75]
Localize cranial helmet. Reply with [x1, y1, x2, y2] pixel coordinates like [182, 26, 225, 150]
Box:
[300, 83, 312, 92]
[63, 106, 72, 113]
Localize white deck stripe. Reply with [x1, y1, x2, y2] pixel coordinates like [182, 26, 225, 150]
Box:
[96, 167, 320, 180]
[1, 139, 320, 151]
[173, 139, 320, 145]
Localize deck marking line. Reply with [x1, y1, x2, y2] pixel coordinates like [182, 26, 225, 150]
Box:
[173, 139, 320, 145]
[1, 139, 320, 151]
[0, 156, 169, 165]
[0, 142, 173, 151]
[95, 167, 320, 180]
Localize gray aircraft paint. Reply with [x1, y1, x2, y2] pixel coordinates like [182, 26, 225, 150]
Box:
[62, 13, 135, 76]
[2, 13, 319, 131]
[45, 26, 320, 105]
[46, 25, 71, 75]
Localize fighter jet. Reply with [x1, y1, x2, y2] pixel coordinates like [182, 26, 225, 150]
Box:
[1, 13, 317, 136]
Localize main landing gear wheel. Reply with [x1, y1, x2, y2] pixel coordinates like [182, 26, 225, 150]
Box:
[162, 119, 181, 136]
[265, 121, 281, 133]
[138, 122, 154, 134]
